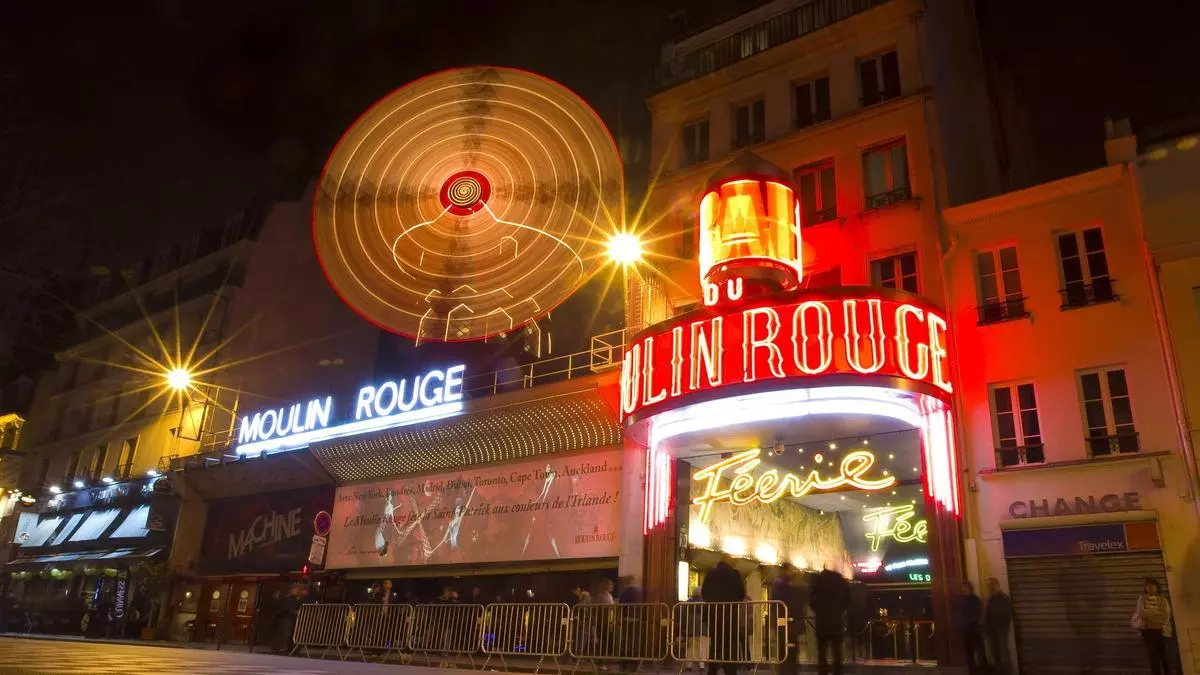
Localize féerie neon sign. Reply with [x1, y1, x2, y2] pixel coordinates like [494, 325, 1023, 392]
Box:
[691, 447, 895, 523]
[863, 504, 928, 552]
[620, 291, 952, 421]
[235, 365, 466, 456]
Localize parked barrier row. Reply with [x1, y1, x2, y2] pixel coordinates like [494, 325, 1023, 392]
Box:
[290, 600, 789, 668]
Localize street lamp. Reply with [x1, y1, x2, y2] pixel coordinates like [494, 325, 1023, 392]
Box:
[166, 367, 192, 391]
[606, 232, 643, 266]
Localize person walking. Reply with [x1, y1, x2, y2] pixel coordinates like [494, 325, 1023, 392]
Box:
[955, 581, 985, 674]
[983, 578, 1013, 675]
[771, 564, 807, 675]
[617, 576, 644, 672]
[701, 556, 746, 675]
[809, 568, 849, 675]
[1132, 578, 1173, 675]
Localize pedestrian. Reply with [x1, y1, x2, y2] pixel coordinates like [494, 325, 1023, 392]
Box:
[809, 568, 849, 675]
[1132, 577, 1173, 675]
[270, 585, 303, 654]
[955, 581, 985, 674]
[701, 555, 746, 675]
[618, 576, 644, 672]
[434, 586, 454, 604]
[375, 579, 393, 605]
[983, 578, 1013, 675]
[567, 585, 584, 608]
[771, 564, 807, 675]
[470, 586, 485, 605]
[593, 579, 616, 605]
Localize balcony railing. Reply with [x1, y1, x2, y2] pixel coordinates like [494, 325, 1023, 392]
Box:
[861, 88, 901, 107]
[864, 186, 912, 211]
[996, 444, 1045, 469]
[657, 0, 890, 90]
[803, 206, 839, 226]
[1059, 279, 1118, 310]
[976, 297, 1029, 325]
[1086, 432, 1140, 457]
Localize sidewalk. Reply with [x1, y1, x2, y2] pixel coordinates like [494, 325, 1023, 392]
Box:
[0, 631, 267, 652]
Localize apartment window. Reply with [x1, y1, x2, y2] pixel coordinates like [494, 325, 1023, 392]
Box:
[976, 247, 1027, 324]
[1058, 228, 1116, 308]
[681, 119, 710, 167]
[794, 76, 831, 129]
[862, 140, 910, 209]
[1079, 368, 1138, 456]
[804, 266, 841, 288]
[90, 444, 108, 481]
[795, 161, 837, 226]
[990, 383, 1044, 467]
[38, 457, 51, 488]
[64, 449, 82, 484]
[871, 252, 918, 294]
[680, 214, 697, 258]
[732, 98, 766, 148]
[116, 437, 139, 479]
[860, 50, 901, 106]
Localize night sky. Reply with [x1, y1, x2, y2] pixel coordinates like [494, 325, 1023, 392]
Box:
[2, 0, 1198, 278]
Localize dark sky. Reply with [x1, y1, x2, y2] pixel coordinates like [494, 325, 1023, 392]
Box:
[3, 0, 1198, 274]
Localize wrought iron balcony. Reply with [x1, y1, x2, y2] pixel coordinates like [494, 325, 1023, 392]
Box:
[1059, 279, 1118, 310]
[976, 297, 1029, 325]
[861, 88, 901, 107]
[995, 444, 1045, 469]
[1086, 432, 1140, 457]
[657, 0, 890, 90]
[803, 206, 839, 226]
[864, 186, 912, 211]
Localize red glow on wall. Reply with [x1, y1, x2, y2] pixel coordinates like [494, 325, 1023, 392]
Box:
[620, 288, 953, 422]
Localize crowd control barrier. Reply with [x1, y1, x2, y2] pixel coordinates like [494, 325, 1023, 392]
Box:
[482, 603, 571, 673]
[670, 601, 789, 669]
[345, 603, 413, 663]
[408, 603, 486, 667]
[290, 603, 352, 660]
[570, 602, 670, 671]
[287, 600, 944, 670]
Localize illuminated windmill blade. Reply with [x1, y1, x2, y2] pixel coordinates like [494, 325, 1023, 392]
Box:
[313, 66, 623, 341]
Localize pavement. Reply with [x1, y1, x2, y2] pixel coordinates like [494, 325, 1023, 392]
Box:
[0, 635, 464, 674]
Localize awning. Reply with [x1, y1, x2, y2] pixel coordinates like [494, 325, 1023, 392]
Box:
[109, 505, 150, 539]
[6, 547, 164, 567]
[67, 508, 121, 542]
[19, 515, 64, 548]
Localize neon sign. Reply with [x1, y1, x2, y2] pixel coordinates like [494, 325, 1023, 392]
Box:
[863, 504, 929, 552]
[620, 291, 952, 422]
[235, 365, 466, 456]
[691, 447, 895, 523]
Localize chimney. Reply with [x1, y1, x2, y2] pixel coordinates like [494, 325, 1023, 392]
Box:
[1104, 117, 1137, 165]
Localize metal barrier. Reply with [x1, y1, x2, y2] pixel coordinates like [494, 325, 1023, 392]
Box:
[867, 619, 935, 663]
[570, 603, 670, 670]
[670, 601, 789, 668]
[408, 603, 485, 667]
[290, 603, 352, 660]
[482, 603, 571, 673]
[345, 603, 413, 662]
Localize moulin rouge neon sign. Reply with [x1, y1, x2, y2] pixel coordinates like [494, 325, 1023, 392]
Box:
[691, 447, 896, 523]
[620, 292, 952, 421]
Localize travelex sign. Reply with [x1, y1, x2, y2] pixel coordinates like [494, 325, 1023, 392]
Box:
[235, 365, 466, 456]
[620, 291, 952, 421]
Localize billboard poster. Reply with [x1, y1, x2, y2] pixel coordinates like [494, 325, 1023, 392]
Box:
[326, 448, 622, 569]
[199, 485, 334, 575]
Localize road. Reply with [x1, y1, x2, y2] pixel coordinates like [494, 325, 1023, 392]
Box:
[0, 636, 451, 674]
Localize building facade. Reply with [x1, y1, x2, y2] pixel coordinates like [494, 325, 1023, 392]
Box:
[3, 210, 262, 638]
[944, 163, 1200, 674]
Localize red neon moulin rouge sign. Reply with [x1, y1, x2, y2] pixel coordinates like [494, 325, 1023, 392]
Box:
[626, 152, 961, 534]
[619, 290, 952, 422]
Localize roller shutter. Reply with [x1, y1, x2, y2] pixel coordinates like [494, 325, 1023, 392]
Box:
[1005, 539, 1174, 675]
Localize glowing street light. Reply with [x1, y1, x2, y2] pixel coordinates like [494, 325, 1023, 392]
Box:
[607, 232, 643, 266]
[166, 367, 192, 391]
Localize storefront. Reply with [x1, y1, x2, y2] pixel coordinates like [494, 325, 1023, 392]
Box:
[3, 476, 177, 638]
[168, 484, 333, 644]
[620, 154, 965, 663]
[977, 457, 1190, 674]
